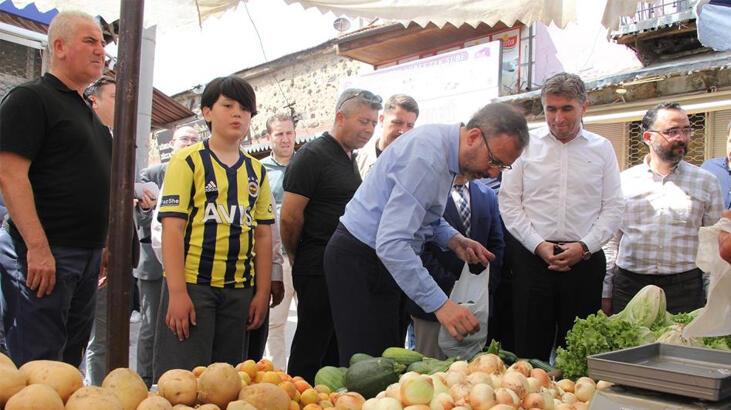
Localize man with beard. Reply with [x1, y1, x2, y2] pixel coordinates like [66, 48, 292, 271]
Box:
[499, 73, 624, 361]
[603, 102, 723, 315]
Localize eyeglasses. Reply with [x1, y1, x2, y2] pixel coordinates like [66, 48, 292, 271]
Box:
[479, 130, 512, 171]
[336, 90, 383, 111]
[647, 127, 695, 139]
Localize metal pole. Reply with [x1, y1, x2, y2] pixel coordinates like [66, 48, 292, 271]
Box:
[106, 0, 144, 371]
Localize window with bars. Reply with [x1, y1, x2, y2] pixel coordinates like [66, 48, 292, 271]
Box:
[626, 112, 707, 167]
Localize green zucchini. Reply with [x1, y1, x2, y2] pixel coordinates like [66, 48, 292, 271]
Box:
[498, 349, 518, 365]
[349, 352, 374, 366]
[529, 358, 555, 372]
[382, 347, 424, 366]
[344, 357, 401, 399]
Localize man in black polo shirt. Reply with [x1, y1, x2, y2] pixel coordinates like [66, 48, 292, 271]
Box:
[281, 88, 382, 382]
[0, 11, 111, 366]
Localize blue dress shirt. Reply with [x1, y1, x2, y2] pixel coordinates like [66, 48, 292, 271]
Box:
[340, 123, 461, 313]
[701, 156, 731, 209]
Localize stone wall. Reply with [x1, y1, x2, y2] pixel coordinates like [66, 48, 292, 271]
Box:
[0, 39, 42, 99]
[173, 44, 369, 147]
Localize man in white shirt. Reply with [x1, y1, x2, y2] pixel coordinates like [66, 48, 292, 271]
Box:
[356, 94, 419, 178]
[499, 72, 624, 361]
[603, 102, 723, 315]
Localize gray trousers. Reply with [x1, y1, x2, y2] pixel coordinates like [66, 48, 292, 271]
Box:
[136, 277, 162, 387]
[153, 281, 253, 383]
[411, 316, 447, 360]
[84, 285, 107, 385]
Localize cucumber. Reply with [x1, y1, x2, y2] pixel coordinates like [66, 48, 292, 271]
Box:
[382, 347, 424, 366]
[529, 358, 555, 372]
[498, 349, 518, 365]
[345, 357, 401, 399]
[349, 353, 374, 366]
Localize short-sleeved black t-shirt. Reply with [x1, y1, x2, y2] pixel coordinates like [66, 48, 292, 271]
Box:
[0, 73, 112, 248]
[283, 132, 362, 275]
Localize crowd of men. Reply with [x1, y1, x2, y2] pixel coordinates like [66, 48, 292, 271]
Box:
[1, 10, 730, 386]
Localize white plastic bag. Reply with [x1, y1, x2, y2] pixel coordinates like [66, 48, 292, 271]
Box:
[684, 217, 731, 338]
[438, 262, 490, 359]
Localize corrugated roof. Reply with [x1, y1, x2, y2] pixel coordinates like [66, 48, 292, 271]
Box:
[0, 9, 47, 33]
[244, 134, 320, 154]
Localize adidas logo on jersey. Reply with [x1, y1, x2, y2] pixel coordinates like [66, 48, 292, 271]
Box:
[205, 180, 217, 193]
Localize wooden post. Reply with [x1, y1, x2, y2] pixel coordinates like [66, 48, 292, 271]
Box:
[106, 0, 144, 371]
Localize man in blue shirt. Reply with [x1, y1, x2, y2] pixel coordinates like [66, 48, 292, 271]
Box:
[701, 122, 731, 209]
[323, 103, 529, 363]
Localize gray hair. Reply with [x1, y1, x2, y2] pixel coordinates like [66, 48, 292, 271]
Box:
[47, 11, 99, 58]
[466, 103, 530, 150]
[541, 72, 588, 105]
[335, 88, 383, 115]
[173, 126, 199, 140]
[384, 94, 419, 117]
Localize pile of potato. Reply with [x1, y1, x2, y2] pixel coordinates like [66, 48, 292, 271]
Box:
[0, 352, 355, 410]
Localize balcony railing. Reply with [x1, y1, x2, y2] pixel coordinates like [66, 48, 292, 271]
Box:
[613, 0, 695, 37]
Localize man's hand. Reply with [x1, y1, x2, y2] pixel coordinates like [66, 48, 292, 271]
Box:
[270, 281, 285, 308]
[26, 243, 56, 298]
[138, 189, 157, 210]
[550, 242, 584, 270]
[166, 289, 196, 341]
[447, 234, 494, 266]
[247, 290, 269, 330]
[434, 299, 480, 342]
[601, 297, 612, 315]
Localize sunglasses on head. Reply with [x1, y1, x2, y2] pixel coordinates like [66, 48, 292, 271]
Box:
[336, 90, 383, 111]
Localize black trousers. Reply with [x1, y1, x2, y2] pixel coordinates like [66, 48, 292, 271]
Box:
[324, 223, 405, 367]
[612, 267, 704, 315]
[287, 274, 339, 384]
[245, 309, 269, 362]
[507, 234, 605, 361]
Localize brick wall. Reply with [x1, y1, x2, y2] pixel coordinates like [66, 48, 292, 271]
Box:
[0, 39, 42, 99]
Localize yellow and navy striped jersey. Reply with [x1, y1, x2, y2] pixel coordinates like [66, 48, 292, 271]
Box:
[158, 140, 274, 288]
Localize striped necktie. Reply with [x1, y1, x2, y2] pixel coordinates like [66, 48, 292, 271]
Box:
[453, 184, 471, 237]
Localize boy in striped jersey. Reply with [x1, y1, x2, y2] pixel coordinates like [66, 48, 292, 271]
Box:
[153, 76, 274, 380]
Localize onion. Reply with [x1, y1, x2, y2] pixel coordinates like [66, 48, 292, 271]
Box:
[542, 391, 555, 410]
[466, 372, 492, 387]
[376, 397, 404, 410]
[555, 379, 574, 393]
[596, 380, 613, 390]
[400, 372, 421, 384]
[404, 406, 431, 410]
[429, 392, 455, 410]
[573, 402, 589, 410]
[575, 377, 595, 387]
[561, 392, 577, 404]
[526, 377, 541, 394]
[501, 372, 528, 399]
[431, 374, 450, 396]
[488, 404, 515, 410]
[449, 361, 469, 374]
[336, 392, 366, 410]
[522, 392, 545, 409]
[574, 381, 596, 402]
[445, 372, 466, 387]
[555, 404, 572, 410]
[401, 375, 434, 406]
[449, 384, 470, 402]
[364, 398, 380, 410]
[468, 383, 495, 410]
[376, 391, 386, 399]
[386, 383, 402, 401]
[494, 388, 520, 407]
[529, 369, 550, 388]
[489, 374, 503, 390]
[468, 355, 505, 375]
[508, 361, 532, 378]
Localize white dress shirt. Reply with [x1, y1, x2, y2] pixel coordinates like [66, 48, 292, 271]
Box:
[602, 158, 723, 297]
[499, 126, 624, 254]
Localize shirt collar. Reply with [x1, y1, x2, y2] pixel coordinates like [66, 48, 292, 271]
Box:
[447, 124, 461, 176]
[265, 154, 287, 167]
[43, 72, 78, 94]
[642, 155, 684, 176]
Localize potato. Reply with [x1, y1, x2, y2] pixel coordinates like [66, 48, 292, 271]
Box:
[239, 383, 290, 410]
[197, 363, 241, 408]
[0, 351, 17, 369]
[198, 405, 221, 410]
[18, 360, 82, 402]
[103, 368, 149, 410]
[65, 386, 124, 410]
[5, 383, 64, 410]
[0, 365, 27, 407]
[227, 400, 257, 410]
[172, 405, 195, 410]
[157, 369, 198, 406]
[136, 396, 174, 410]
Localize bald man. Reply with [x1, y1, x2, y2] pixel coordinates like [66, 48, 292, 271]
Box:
[133, 126, 200, 386]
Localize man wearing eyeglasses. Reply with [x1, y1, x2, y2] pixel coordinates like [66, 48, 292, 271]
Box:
[603, 102, 723, 315]
[701, 121, 731, 209]
[280, 88, 381, 383]
[499, 72, 624, 362]
[132, 125, 200, 386]
[323, 102, 528, 365]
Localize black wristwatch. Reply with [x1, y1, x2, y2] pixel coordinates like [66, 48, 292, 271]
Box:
[579, 241, 591, 260]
